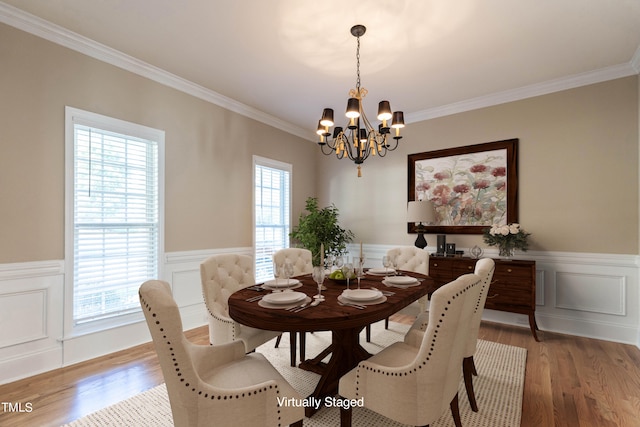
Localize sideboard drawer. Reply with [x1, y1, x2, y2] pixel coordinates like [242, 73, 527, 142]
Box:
[452, 259, 477, 276]
[485, 281, 532, 309]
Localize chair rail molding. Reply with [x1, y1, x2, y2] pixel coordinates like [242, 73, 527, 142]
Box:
[0, 246, 638, 384]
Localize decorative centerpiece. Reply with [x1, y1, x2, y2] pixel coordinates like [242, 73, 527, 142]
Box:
[483, 223, 531, 259]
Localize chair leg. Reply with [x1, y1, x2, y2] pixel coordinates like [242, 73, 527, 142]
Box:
[463, 356, 478, 412]
[365, 325, 371, 342]
[289, 332, 297, 367]
[299, 332, 306, 362]
[339, 398, 353, 427]
[385, 317, 389, 329]
[470, 354, 478, 376]
[289, 420, 303, 427]
[274, 335, 282, 348]
[450, 392, 462, 427]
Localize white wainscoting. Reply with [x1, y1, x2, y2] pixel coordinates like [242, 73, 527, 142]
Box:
[0, 248, 252, 385]
[0, 246, 638, 385]
[0, 261, 64, 384]
[348, 244, 640, 345]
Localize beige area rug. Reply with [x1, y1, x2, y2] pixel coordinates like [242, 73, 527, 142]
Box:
[63, 321, 526, 427]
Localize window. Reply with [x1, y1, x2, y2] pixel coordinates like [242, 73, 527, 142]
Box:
[253, 156, 291, 283]
[65, 107, 164, 333]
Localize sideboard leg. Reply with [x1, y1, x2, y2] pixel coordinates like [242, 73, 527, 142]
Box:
[529, 313, 540, 342]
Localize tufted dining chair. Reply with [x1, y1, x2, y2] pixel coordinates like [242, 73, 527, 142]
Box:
[338, 273, 483, 427]
[200, 254, 281, 353]
[365, 246, 429, 341]
[404, 258, 495, 412]
[272, 248, 313, 366]
[139, 280, 304, 427]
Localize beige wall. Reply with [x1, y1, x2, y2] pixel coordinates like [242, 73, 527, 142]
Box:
[0, 24, 317, 263]
[1, 22, 638, 261]
[318, 76, 639, 255]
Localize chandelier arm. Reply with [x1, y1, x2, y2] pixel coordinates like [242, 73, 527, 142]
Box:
[385, 137, 400, 151]
[319, 143, 335, 156]
[325, 137, 339, 150]
[358, 106, 376, 133]
[344, 131, 358, 162]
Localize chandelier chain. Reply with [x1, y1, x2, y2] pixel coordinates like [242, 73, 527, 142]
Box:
[355, 35, 361, 92]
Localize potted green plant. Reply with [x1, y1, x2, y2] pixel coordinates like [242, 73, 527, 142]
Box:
[290, 197, 355, 266]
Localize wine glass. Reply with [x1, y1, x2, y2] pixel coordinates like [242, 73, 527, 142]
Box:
[283, 260, 294, 285]
[325, 254, 335, 274]
[342, 262, 354, 290]
[382, 255, 391, 275]
[391, 255, 399, 275]
[312, 266, 326, 301]
[355, 258, 365, 289]
[273, 261, 282, 286]
[334, 255, 344, 270]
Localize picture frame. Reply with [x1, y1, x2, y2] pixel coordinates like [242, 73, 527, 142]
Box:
[408, 138, 518, 234]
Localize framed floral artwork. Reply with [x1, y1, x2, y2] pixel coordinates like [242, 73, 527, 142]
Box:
[407, 139, 518, 234]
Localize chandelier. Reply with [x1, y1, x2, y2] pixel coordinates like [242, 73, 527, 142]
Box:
[316, 24, 405, 177]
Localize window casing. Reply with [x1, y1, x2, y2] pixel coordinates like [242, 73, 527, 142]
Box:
[253, 156, 291, 283]
[65, 107, 164, 335]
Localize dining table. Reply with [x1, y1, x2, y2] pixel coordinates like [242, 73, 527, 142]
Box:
[228, 269, 437, 417]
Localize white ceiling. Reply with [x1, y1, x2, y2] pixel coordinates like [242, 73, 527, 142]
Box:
[2, 0, 640, 140]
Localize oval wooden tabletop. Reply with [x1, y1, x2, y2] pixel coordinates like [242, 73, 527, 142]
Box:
[228, 271, 436, 333]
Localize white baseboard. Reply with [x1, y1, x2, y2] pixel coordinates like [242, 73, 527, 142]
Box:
[0, 346, 62, 385]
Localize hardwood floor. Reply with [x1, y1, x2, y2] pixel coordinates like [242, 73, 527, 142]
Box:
[1, 317, 639, 426]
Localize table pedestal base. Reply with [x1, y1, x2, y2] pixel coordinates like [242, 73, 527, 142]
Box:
[298, 327, 370, 417]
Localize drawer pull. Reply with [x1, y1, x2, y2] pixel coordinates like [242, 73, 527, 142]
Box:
[507, 268, 513, 273]
[468, 266, 473, 270]
[487, 293, 499, 299]
[433, 263, 438, 267]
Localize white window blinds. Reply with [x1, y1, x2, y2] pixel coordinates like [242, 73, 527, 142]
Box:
[254, 158, 291, 283]
[71, 121, 160, 325]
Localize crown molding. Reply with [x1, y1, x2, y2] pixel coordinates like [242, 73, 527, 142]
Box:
[1, 2, 637, 140]
[0, 2, 312, 141]
[406, 62, 639, 123]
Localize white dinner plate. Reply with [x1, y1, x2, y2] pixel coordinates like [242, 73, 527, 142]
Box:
[262, 291, 306, 305]
[259, 296, 311, 309]
[382, 279, 422, 288]
[367, 268, 396, 276]
[263, 278, 300, 288]
[338, 295, 387, 306]
[341, 289, 383, 302]
[384, 275, 419, 285]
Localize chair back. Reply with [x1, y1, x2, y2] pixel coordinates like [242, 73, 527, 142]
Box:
[140, 280, 300, 427]
[200, 254, 254, 317]
[412, 273, 483, 420]
[465, 258, 495, 356]
[200, 254, 255, 345]
[272, 248, 313, 276]
[386, 246, 429, 274]
[139, 280, 206, 426]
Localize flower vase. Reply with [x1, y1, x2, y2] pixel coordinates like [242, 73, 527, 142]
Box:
[498, 245, 515, 260]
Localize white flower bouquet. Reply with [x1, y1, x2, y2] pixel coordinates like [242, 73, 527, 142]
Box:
[483, 223, 531, 258]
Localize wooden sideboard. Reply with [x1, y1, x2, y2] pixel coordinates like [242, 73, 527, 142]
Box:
[429, 256, 539, 341]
